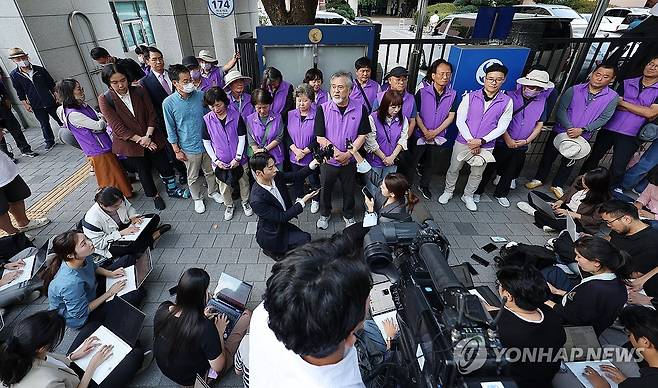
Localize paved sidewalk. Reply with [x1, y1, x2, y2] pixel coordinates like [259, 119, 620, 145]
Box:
[1, 127, 555, 387]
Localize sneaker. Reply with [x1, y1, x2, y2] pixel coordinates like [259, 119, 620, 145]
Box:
[525, 179, 543, 189]
[510, 179, 517, 190]
[209, 192, 224, 204]
[316, 215, 330, 230]
[632, 188, 641, 196]
[545, 238, 557, 251]
[310, 200, 320, 214]
[343, 217, 357, 227]
[153, 196, 166, 210]
[242, 202, 254, 217]
[517, 201, 536, 216]
[194, 199, 206, 214]
[224, 206, 235, 221]
[461, 195, 477, 211]
[137, 350, 154, 375]
[473, 194, 481, 203]
[496, 197, 510, 207]
[550, 186, 564, 199]
[44, 143, 55, 152]
[178, 175, 187, 185]
[493, 175, 501, 186]
[25, 290, 40, 303]
[543, 225, 557, 233]
[613, 188, 624, 195]
[438, 192, 453, 204]
[418, 185, 432, 200]
[17, 217, 50, 232]
[21, 151, 38, 157]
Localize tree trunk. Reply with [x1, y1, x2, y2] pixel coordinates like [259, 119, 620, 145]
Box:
[262, 0, 319, 25]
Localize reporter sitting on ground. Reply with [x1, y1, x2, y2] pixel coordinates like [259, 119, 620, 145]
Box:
[363, 172, 418, 227]
[544, 236, 629, 335]
[249, 151, 321, 259]
[584, 305, 658, 388]
[517, 167, 610, 233]
[153, 268, 251, 386]
[249, 236, 371, 387]
[44, 230, 146, 329]
[493, 266, 566, 388]
[0, 246, 41, 315]
[82, 187, 171, 260]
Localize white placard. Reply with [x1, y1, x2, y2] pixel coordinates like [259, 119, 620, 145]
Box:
[0, 255, 35, 292]
[74, 325, 132, 384]
[565, 360, 619, 388]
[116, 217, 153, 242]
[106, 265, 136, 301]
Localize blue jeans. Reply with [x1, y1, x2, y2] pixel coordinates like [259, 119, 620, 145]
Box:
[366, 165, 397, 199]
[622, 141, 658, 192]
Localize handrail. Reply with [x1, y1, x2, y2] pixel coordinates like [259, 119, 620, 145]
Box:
[68, 11, 100, 97]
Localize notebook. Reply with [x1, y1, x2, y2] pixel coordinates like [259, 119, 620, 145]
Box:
[116, 217, 153, 241]
[106, 248, 152, 301]
[73, 325, 133, 384]
[565, 360, 618, 388]
[207, 273, 252, 337]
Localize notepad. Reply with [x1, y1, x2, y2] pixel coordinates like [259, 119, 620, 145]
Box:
[74, 325, 132, 384]
[0, 255, 35, 292]
[565, 360, 619, 388]
[116, 217, 153, 241]
[105, 265, 137, 301]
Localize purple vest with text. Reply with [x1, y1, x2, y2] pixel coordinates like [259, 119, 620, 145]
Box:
[606, 77, 658, 136]
[229, 92, 255, 120]
[247, 111, 284, 164]
[322, 99, 364, 167]
[367, 112, 404, 168]
[376, 90, 415, 120]
[203, 109, 247, 165]
[553, 83, 618, 140]
[270, 80, 292, 115]
[65, 105, 112, 157]
[457, 89, 511, 149]
[417, 84, 456, 138]
[504, 85, 552, 141]
[287, 108, 316, 166]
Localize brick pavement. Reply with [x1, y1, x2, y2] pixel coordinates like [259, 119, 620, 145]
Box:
[1, 127, 556, 387]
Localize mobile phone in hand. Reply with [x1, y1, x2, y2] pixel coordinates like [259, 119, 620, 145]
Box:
[362, 186, 374, 200]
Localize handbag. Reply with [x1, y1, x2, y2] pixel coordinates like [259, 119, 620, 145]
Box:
[637, 122, 658, 142]
[247, 119, 275, 158]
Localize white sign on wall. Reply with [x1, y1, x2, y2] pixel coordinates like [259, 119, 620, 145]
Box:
[208, 0, 234, 18]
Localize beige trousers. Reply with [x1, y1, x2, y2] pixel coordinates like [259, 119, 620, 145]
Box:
[443, 141, 489, 197]
[183, 152, 218, 200]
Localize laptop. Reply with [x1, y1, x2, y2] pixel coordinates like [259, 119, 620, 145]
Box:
[0, 249, 48, 293]
[567, 213, 578, 241]
[529, 191, 564, 220]
[104, 296, 146, 347]
[207, 273, 252, 338]
[450, 264, 502, 308]
[134, 248, 153, 289]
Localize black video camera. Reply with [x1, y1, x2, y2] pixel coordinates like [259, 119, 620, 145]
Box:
[311, 143, 334, 163]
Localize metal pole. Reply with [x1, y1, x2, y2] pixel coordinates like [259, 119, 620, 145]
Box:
[564, 0, 610, 87]
[408, 0, 428, 93]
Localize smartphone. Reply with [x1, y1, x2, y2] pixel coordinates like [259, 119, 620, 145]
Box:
[481, 243, 498, 253]
[362, 186, 374, 200]
[470, 254, 490, 267]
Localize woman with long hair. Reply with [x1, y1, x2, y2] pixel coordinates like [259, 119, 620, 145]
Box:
[153, 268, 251, 386]
[55, 78, 133, 197]
[363, 172, 418, 226]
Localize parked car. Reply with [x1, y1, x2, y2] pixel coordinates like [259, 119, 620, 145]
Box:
[616, 11, 652, 32]
[603, 7, 650, 26]
[513, 3, 588, 37]
[354, 16, 373, 25]
[315, 10, 356, 25]
[582, 14, 620, 34]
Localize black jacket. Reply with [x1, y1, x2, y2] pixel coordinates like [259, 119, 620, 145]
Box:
[116, 57, 145, 82]
[139, 70, 170, 128]
[9, 65, 56, 108]
[249, 166, 315, 253]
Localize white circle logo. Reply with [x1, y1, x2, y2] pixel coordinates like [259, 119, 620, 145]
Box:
[208, 0, 234, 18]
[453, 336, 488, 374]
[476, 59, 504, 86]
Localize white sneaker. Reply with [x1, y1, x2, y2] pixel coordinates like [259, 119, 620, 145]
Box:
[310, 200, 320, 214]
[438, 192, 453, 204]
[517, 201, 536, 216]
[224, 206, 235, 221]
[550, 186, 564, 199]
[496, 197, 510, 207]
[525, 179, 543, 189]
[242, 202, 253, 217]
[493, 175, 501, 185]
[543, 225, 557, 233]
[473, 194, 481, 203]
[317, 215, 330, 230]
[343, 217, 357, 227]
[209, 192, 224, 204]
[613, 188, 624, 195]
[194, 199, 206, 214]
[510, 179, 517, 190]
[461, 195, 477, 211]
[17, 217, 51, 232]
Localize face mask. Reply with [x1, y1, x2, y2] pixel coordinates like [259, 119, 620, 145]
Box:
[182, 83, 196, 93]
[16, 60, 30, 67]
[201, 62, 212, 71]
[191, 70, 201, 81]
[523, 87, 541, 98]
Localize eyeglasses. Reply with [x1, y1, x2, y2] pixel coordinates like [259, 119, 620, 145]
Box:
[604, 215, 624, 226]
[485, 77, 504, 83]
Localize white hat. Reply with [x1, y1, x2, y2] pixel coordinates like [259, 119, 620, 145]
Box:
[457, 148, 495, 167]
[197, 49, 217, 63]
[517, 70, 555, 89]
[223, 70, 251, 90]
[553, 132, 591, 160]
[651, 3, 658, 17]
[356, 159, 372, 174]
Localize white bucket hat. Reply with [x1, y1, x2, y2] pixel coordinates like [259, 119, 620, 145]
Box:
[553, 132, 591, 161]
[457, 148, 495, 167]
[197, 49, 217, 63]
[517, 70, 555, 89]
[223, 70, 251, 90]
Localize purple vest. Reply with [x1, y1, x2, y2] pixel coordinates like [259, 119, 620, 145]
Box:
[554, 83, 618, 140]
[203, 109, 247, 165]
[314, 88, 329, 106]
[247, 111, 284, 164]
[270, 80, 292, 115]
[202, 66, 225, 89]
[229, 92, 255, 120]
[350, 79, 379, 110]
[64, 105, 112, 157]
[321, 99, 364, 167]
[417, 84, 456, 137]
[504, 86, 552, 141]
[457, 89, 512, 149]
[606, 77, 658, 136]
[376, 90, 416, 120]
[287, 108, 316, 166]
[367, 112, 404, 168]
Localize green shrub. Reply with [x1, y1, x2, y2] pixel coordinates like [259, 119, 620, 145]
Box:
[327, 0, 356, 20]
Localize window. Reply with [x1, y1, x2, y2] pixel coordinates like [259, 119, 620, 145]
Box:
[110, 1, 155, 51]
[435, 19, 450, 35]
[446, 18, 475, 38]
[604, 9, 630, 18]
[516, 6, 551, 16]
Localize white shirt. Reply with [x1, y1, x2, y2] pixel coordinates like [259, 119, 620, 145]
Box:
[429, 13, 441, 25]
[257, 180, 287, 209]
[567, 189, 588, 212]
[249, 303, 365, 388]
[117, 91, 135, 116]
[364, 115, 409, 153]
[456, 91, 514, 143]
[18, 67, 35, 81]
[0, 150, 19, 187]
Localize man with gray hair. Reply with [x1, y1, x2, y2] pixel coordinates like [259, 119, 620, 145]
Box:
[314, 71, 371, 229]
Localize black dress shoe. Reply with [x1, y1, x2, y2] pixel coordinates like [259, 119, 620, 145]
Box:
[153, 196, 166, 210]
[157, 224, 172, 235]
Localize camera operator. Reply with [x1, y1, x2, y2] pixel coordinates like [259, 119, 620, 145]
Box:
[249, 236, 372, 387]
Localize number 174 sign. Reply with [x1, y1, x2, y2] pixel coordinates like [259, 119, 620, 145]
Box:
[208, 0, 234, 18]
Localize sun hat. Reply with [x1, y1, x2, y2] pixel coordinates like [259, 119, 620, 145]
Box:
[457, 148, 496, 167]
[517, 70, 555, 89]
[197, 49, 218, 63]
[8, 47, 27, 59]
[553, 132, 591, 161]
[223, 70, 252, 90]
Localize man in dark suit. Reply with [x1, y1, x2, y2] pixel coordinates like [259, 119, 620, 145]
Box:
[249, 152, 320, 259]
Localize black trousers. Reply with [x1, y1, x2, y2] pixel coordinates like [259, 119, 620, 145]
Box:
[476, 143, 527, 197]
[32, 105, 61, 146]
[123, 149, 175, 197]
[93, 254, 147, 311]
[579, 128, 639, 187]
[0, 108, 32, 154]
[414, 143, 441, 188]
[397, 138, 418, 185]
[109, 214, 159, 258]
[320, 163, 356, 219]
[533, 131, 576, 188]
